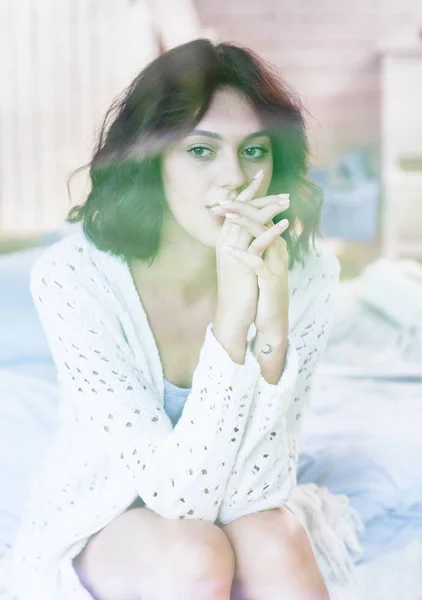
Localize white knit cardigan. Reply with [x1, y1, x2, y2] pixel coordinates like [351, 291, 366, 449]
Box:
[1, 230, 364, 600]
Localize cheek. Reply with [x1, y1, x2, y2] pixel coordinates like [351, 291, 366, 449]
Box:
[166, 157, 203, 189]
[162, 152, 193, 192]
[264, 160, 274, 188]
[170, 176, 209, 211]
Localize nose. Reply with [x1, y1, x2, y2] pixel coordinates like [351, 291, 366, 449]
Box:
[218, 152, 248, 196]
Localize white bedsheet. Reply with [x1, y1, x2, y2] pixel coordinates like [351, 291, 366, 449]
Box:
[299, 370, 422, 562]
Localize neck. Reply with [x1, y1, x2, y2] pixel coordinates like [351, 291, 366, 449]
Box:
[129, 243, 218, 307]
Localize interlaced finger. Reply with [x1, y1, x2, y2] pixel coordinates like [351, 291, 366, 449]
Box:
[214, 195, 289, 226]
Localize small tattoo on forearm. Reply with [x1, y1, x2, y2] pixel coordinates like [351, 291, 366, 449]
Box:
[261, 344, 273, 354]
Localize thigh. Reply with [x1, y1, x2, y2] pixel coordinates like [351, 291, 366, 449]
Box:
[73, 505, 235, 600]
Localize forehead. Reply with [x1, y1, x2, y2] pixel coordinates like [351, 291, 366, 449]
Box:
[194, 88, 265, 137]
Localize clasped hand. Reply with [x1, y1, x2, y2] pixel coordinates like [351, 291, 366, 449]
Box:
[214, 170, 290, 339]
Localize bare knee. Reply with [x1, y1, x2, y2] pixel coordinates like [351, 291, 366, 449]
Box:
[165, 517, 236, 582]
[223, 508, 329, 599]
[130, 510, 236, 600]
[73, 507, 236, 600]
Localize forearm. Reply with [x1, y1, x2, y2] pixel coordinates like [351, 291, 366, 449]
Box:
[217, 341, 298, 525]
[213, 314, 249, 365]
[253, 332, 288, 384]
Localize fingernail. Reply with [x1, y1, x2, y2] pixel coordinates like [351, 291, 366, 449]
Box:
[278, 219, 289, 229]
[225, 212, 240, 219]
[277, 194, 290, 206]
[253, 169, 264, 180]
[218, 198, 234, 205]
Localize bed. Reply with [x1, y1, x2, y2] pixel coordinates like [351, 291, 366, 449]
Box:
[1, 222, 422, 599]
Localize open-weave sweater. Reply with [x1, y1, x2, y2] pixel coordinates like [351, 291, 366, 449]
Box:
[2, 229, 364, 600]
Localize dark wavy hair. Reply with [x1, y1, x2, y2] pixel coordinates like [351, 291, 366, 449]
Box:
[67, 38, 323, 269]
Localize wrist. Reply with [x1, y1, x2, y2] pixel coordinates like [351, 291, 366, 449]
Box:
[214, 310, 251, 337]
[254, 329, 288, 346]
[253, 335, 288, 358]
[253, 335, 288, 385]
[213, 314, 250, 365]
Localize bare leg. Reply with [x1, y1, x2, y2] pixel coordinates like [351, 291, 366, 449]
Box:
[222, 507, 330, 600]
[73, 505, 236, 600]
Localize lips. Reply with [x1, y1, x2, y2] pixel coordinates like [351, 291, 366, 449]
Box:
[206, 201, 232, 208]
[208, 207, 225, 221]
[206, 192, 235, 208]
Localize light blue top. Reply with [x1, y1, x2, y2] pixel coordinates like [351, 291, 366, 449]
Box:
[163, 378, 191, 427]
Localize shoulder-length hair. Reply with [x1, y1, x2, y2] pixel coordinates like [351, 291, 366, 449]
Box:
[67, 38, 322, 269]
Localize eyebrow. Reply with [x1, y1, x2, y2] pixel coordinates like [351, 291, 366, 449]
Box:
[186, 129, 270, 141]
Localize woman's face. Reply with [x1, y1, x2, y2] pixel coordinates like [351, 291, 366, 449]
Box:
[160, 87, 273, 248]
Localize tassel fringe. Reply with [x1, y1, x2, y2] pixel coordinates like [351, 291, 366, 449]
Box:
[283, 483, 365, 593]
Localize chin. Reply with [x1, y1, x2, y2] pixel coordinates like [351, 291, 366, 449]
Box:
[199, 234, 221, 249]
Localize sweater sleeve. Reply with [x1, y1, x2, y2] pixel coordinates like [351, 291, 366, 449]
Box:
[217, 249, 340, 525]
[29, 247, 263, 523]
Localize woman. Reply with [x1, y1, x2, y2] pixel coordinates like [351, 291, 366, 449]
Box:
[4, 39, 364, 600]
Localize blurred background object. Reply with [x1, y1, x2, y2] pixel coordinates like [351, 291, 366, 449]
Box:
[379, 40, 422, 259]
[308, 148, 381, 243]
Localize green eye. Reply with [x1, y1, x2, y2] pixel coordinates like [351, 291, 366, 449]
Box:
[188, 146, 213, 158]
[188, 145, 269, 160]
[243, 146, 269, 159]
